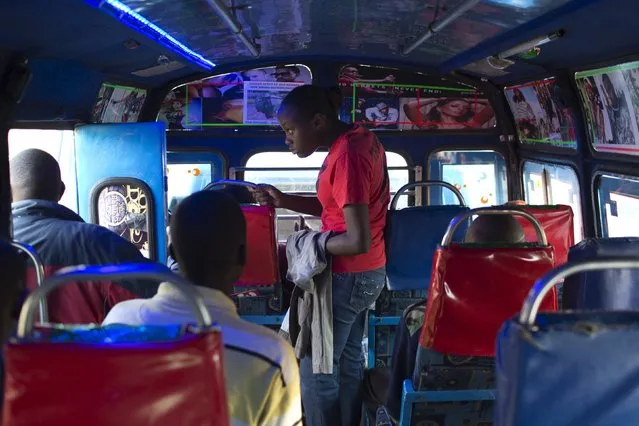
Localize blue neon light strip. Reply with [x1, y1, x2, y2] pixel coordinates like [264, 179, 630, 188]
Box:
[85, 0, 216, 71]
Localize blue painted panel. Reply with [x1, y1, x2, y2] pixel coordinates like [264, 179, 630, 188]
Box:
[75, 122, 167, 261]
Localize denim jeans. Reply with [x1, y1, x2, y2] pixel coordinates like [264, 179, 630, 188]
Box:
[300, 267, 386, 426]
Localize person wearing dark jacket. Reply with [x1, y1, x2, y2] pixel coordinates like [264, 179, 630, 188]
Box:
[9, 149, 160, 324]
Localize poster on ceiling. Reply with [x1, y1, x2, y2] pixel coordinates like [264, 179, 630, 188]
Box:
[338, 64, 496, 131]
[92, 83, 147, 124]
[575, 60, 639, 155]
[504, 79, 577, 149]
[157, 64, 312, 129]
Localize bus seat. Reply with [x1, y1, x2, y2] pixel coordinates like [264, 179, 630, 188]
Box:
[496, 258, 639, 426]
[235, 205, 279, 287]
[562, 237, 639, 310]
[398, 208, 557, 425]
[386, 181, 469, 292]
[515, 205, 574, 265]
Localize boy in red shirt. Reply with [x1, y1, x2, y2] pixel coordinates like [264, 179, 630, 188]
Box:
[254, 85, 389, 426]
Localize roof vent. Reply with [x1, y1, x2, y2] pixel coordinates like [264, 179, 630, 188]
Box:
[131, 60, 185, 77]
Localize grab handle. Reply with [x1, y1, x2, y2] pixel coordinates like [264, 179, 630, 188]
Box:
[390, 181, 466, 210]
[440, 207, 547, 247]
[204, 179, 257, 191]
[11, 241, 48, 323]
[519, 259, 639, 326]
[17, 263, 212, 338]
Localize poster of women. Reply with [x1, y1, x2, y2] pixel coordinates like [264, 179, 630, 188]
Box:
[338, 64, 496, 131]
[576, 60, 639, 155]
[157, 64, 312, 129]
[504, 79, 577, 148]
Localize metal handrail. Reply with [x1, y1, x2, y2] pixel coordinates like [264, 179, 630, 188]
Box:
[519, 259, 639, 326]
[390, 181, 466, 210]
[11, 241, 48, 323]
[18, 263, 212, 338]
[440, 207, 547, 247]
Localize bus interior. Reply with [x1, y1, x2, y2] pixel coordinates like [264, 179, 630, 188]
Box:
[2, 0, 639, 424]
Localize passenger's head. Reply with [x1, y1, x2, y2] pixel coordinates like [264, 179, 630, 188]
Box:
[464, 215, 525, 244]
[0, 240, 27, 343]
[10, 149, 65, 203]
[277, 85, 343, 158]
[170, 191, 246, 294]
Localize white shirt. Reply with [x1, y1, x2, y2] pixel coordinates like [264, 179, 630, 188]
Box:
[103, 283, 302, 426]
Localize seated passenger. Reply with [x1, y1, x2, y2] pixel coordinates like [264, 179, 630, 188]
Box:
[0, 239, 27, 414]
[167, 183, 254, 274]
[9, 149, 160, 324]
[376, 214, 525, 424]
[104, 190, 302, 426]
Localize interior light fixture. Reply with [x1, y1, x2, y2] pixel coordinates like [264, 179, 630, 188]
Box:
[495, 30, 564, 60]
[85, 0, 216, 71]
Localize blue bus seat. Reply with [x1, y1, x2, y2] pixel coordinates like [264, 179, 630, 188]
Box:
[497, 258, 639, 426]
[386, 181, 470, 292]
[563, 237, 639, 310]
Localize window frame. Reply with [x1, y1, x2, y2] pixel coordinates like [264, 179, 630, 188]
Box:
[238, 150, 414, 240]
[593, 171, 639, 238]
[521, 159, 584, 241]
[426, 148, 509, 208]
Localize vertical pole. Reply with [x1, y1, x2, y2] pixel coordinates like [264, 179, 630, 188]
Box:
[0, 56, 32, 239]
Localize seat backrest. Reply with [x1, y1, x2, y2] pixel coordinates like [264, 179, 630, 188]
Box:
[385, 180, 470, 291]
[515, 205, 574, 265]
[235, 205, 279, 287]
[419, 207, 559, 357]
[385, 205, 470, 291]
[563, 237, 639, 310]
[420, 244, 558, 357]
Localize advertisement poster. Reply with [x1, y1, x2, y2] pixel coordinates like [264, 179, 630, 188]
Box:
[157, 64, 312, 129]
[338, 64, 495, 131]
[505, 79, 577, 149]
[92, 83, 147, 123]
[576, 61, 639, 155]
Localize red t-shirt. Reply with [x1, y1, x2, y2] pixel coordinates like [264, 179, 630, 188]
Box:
[317, 125, 390, 273]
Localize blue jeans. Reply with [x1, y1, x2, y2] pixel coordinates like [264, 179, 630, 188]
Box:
[300, 267, 386, 426]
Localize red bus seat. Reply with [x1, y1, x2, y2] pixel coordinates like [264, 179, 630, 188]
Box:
[516, 205, 575, 266]
[420, 208, 558, 356]
[404, 208, 558, 425]
[235, 205, 279, 287]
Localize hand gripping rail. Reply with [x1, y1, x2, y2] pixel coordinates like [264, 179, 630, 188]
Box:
[390, 180, 466, 210]
[440, 207, 548, 247]
[519, 259, 639, 326]
[17, 263, 212, 338]
[11, 241, 48, 323]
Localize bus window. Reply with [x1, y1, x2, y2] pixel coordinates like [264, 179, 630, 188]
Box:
[597, 174, 639, 237]
[166, 163, 213, 212]
[244, 151, 410, 241]
[428, 150, 508, 208]
[523, 160, 583, 241]
[8, 129, 78, 213]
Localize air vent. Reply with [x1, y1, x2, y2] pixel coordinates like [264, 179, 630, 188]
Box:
[131, 61, 185, 77]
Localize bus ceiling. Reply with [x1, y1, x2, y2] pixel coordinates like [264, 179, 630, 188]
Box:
[0, 0, 636, 91]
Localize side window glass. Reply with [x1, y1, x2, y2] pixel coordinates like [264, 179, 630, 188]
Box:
[428, 150, 508, 208]
[244, 151, 410, 240]
[8, 129, 78, 213]
[597, 174, 639, 237]
[523, 160, 584, 241]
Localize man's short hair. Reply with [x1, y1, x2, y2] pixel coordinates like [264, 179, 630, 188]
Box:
[10, 149, 62, 201]
[464, 215, 526, 244]
[170, 191, 246, 287]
